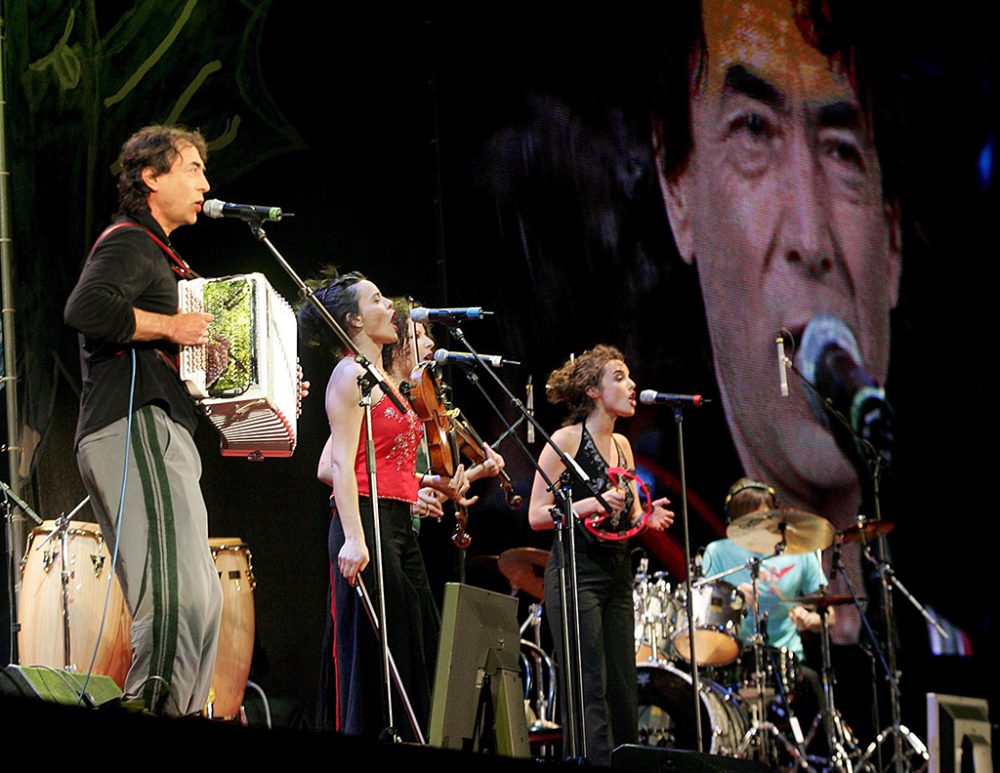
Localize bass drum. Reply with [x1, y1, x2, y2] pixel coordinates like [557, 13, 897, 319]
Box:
[637, 664, 749, 757]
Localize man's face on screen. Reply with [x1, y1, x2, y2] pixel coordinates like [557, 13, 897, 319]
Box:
[660, 0, 901, 501]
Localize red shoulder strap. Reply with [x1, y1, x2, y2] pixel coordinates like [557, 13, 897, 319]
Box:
[93, 221, 200, 279]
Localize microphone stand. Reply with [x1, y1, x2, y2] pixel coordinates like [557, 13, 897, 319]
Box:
[240, 217, 408, 742]
[783, 354, 934, 772]
[444, 322, 614, 763]
[634, 396, 705, 752]
[667, 399, 706, 754]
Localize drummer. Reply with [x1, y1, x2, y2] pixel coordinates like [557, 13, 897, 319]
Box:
[702, 478, 830, 663]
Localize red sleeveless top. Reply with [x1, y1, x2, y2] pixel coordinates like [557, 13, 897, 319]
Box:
[352, 386, 422, 503]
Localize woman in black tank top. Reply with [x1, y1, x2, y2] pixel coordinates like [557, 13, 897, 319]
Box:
[528, 345, 675, 765]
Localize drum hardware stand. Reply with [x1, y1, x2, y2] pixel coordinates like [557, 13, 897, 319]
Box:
[520, 603, 558, 732]
[808, 587, 857, 773]
[634, 557, 670, 664]
[440, 324, 616, 763]
[519, 633, 559, 733]
[847, 537, 935, 773]
[26, 497, 91, 674]
[355, 575, 425, 743]
[1, 480, 43, 664]
[735, 545, 813, 770]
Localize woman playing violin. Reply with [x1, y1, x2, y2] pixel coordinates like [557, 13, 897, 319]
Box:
[381, 297, 506, 523]
[528, 345, 675, 766]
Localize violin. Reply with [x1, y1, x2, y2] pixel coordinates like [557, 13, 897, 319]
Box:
[405, 361, 524, 549]
[405, 361, 472, 547]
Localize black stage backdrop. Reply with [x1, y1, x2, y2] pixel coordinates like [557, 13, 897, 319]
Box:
[2, 1, 997, 735]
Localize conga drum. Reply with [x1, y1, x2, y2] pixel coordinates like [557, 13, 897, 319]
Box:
[18, 520, 132, 688]
[205, 538, 256, 719]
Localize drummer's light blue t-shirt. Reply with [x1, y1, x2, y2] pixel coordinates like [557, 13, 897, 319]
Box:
[702, 539, 826, 660]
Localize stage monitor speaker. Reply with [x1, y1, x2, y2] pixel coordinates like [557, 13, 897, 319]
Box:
[429, 582, 529, 757]
[0, 664, 122, 706]
[612, 744, 772, 772]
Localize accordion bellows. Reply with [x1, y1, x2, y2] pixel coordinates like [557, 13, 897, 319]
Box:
[179, 273, 298, 459]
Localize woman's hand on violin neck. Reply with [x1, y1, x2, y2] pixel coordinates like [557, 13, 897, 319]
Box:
[467, 442, 506, 482]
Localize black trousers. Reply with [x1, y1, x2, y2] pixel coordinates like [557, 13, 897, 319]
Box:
[318, 497, 439, 740]
[545, 533, 637, 766]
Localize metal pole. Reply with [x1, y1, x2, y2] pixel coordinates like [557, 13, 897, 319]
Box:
[0, 7, 26, 648]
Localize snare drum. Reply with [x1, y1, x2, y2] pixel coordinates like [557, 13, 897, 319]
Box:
[672, 580, 746, 666]
[727, 645, 799, 702]
[634, 572, 680, 664]
[637, 663, 748, 757]
[205, 538, 256, 719]
[18, 520, 132, 688]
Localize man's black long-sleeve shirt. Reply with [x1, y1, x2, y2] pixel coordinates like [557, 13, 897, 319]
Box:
[64, 212, 198, 447]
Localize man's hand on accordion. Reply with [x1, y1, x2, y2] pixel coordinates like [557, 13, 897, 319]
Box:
[132, 308, 213, 344]
[169, 309, 214, 345]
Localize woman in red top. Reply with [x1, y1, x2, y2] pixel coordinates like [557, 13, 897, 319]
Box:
[301, 271, 469, 739]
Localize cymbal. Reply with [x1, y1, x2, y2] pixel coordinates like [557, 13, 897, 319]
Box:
[726, 508, 835, 555]
[838, 520, 895, 543]
[498, 547, 550, 601]
[781, 592, 858, 608]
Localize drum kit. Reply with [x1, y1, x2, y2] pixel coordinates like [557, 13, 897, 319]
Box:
[16, 513, 257, 721]
[495, 504, 931, 772]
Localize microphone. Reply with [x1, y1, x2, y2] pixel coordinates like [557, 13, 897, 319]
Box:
[639, 390, 709, 407]
[203, 199, 291, 222]
[776, 333, 790, 397]
[409, 307, 492, 324]
[798, 313, 894, 460]
[433, 348, 520, 369]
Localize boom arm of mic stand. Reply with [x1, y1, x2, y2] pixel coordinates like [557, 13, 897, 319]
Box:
[244, 218, 406, 415]
[444, 325, 612, 513]
[863, 544, 948, 638]
[832, 542, 901, 699]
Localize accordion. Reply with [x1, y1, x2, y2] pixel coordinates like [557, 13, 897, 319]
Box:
[178, 273, 298, 459]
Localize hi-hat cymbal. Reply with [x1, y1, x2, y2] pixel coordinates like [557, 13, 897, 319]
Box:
[726, 508, 835, 555]
[838, 520, 895, 544]
[498, 547, 550, 601]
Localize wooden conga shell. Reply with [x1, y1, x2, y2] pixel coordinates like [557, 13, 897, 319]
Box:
[18, 520, 132, 688]
[206, 538, 256, 719]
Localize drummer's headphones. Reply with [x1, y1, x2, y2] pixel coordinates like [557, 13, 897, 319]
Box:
[724, 480, 777, 521]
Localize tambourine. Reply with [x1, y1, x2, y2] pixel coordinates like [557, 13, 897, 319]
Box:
[581, 466, 651, 541]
